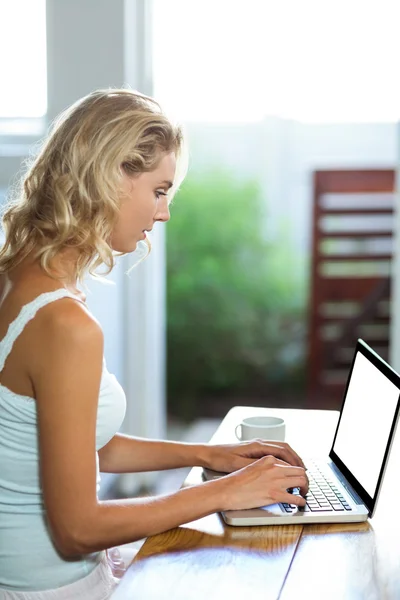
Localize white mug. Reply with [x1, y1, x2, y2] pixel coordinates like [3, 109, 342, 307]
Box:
[235, 416, 286, 442]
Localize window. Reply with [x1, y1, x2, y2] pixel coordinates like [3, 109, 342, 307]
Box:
[153, 0, 400, 123]
[0, 0, 47, 119]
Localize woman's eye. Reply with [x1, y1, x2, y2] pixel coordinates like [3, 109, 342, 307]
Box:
[155, 190, 168, 200]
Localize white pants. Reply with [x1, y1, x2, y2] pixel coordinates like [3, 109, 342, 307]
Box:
[0, 548, 136, 600]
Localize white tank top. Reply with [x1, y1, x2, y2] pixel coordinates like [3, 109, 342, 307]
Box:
[0, 288, 126, 591]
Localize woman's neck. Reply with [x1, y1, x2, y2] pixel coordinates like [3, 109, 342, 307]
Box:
[6, 248, 86, 302]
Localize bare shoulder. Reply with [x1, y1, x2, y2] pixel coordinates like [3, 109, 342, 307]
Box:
[38, 297, 103, 344]
[28, 297, 104, 389]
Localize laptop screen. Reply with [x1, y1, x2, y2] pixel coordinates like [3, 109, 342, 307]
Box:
[331, 343, 400, 503]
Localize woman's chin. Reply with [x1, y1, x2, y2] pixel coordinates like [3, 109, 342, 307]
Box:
[111, 238, 140, 254]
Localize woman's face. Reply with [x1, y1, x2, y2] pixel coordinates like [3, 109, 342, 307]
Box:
[111, 151, 177, 253]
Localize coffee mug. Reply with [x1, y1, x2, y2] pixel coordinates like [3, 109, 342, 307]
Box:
[235, 415, 286, 442]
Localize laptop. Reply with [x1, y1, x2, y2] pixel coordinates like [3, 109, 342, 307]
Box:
[202, 338, 400, 525]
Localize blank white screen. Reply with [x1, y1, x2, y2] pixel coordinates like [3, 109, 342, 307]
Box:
[333, 351, 399, 498]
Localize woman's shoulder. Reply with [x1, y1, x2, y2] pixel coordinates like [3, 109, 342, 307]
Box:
[23, 282, 104, 396]
[27, 284, 102, 345]
[0, 273, 103, 400]
[0, 272, 102, 352]
[39, 296, 103, 346]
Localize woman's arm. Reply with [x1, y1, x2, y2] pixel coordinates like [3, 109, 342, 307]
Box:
[98, 435, 306, 474]
[30, 302, 225, 557]
[31, 300, 307, 559]
[98, 433, 209, 473]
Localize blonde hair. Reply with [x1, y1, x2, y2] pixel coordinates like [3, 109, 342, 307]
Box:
[0, 88, 186, 282]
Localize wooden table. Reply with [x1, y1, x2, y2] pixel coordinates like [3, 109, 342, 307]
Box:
[112, 406, 400, 600]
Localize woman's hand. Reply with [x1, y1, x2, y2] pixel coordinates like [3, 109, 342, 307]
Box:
[202, 439, 306, 473]
[214, 455, 309, 511]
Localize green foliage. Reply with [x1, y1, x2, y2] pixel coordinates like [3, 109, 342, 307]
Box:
[166, 169, 306, 419]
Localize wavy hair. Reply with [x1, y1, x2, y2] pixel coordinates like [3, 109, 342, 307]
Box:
[0, 88, 186, 282]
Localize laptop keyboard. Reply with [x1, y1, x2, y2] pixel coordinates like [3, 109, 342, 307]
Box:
[282, 463, 353, 513]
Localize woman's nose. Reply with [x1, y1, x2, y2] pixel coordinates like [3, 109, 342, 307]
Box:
[155, 200, 171, 223]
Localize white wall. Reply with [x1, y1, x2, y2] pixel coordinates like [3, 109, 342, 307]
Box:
[186, 119, 397, 253]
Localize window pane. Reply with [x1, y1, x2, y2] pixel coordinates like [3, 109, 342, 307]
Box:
[0, 0, 47, 117]
[153, 0, 400, 123]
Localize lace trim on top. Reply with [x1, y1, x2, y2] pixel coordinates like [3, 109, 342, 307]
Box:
[0, 288, 83, 373]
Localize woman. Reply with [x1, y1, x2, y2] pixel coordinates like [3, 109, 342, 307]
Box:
[0, 89, 308, 599]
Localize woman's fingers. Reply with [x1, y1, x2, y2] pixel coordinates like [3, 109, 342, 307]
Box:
[262, 457, 301, 471]
[284, 474, 309, 497]
[260, 457, 309, 496]
[279, 491, 307, 507]
[274, 465, 309, 493]
[221, 454, 309, 511]
[266, 442, 305, 469]
[248, 440, 306, 469]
